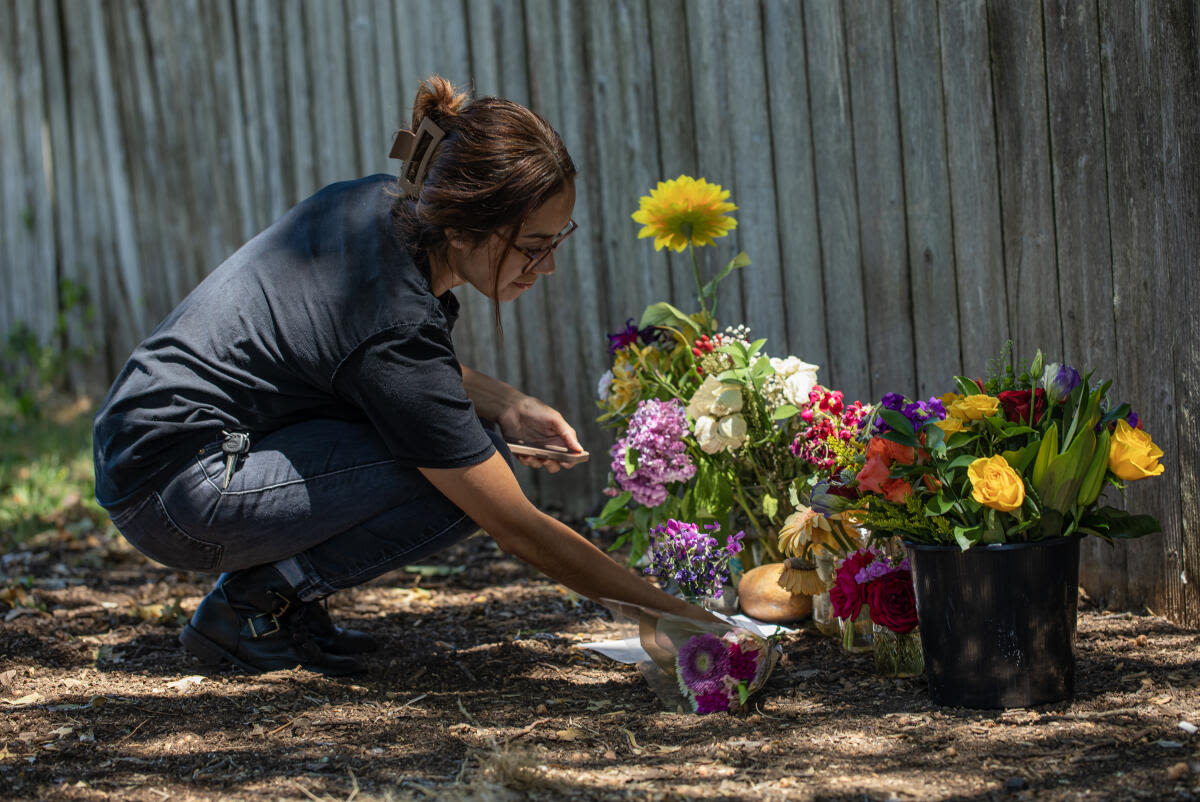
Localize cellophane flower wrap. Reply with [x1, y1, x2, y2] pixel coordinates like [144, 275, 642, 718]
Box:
[821, 345, 1164, 549]
[591, 176, 848, 571]
[600, 598, 781, 715]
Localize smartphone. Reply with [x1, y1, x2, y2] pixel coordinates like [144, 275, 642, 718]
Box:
[505, 441, 590, 465]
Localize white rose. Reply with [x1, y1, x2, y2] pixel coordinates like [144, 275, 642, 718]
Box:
[686, 375, 744, 419]
[716, 413, 747, 449]
[693, 415, 722, 453]
[769, 356, 820, 406]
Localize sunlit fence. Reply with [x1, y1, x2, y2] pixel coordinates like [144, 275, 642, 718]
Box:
[1, 0, 1196, 624]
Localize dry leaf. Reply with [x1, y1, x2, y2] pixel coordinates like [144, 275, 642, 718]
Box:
[49, 726, 74, 738]
[166, 675, 205, 691]
[555, 728, 585, 741]
[3, 692, 43, 706]
[618, 727, 644, 754]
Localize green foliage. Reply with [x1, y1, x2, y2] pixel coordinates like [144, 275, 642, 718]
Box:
[0, 399, 107, 549]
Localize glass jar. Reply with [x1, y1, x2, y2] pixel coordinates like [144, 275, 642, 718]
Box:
[839, 608, 874, 653]
[871, 623, 924, 678]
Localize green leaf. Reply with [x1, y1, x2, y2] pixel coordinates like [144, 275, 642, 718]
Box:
[945, 432, 980, 449]
[639, 301, 696, 332]
[881, 430, 921, 450]
[954, 525, 982, 551]
[750, 355, 773, 380]
[1080, 506, 1162, 540]
[771, 403, 799, 421]
[762, 494, 779, 521]
[597, 491, 633, 524]
[700, 252, 751, 302]
[878, 408, 916, 437]
[624, 447, 639, 477]
[954, 376, 981, 396]
[1002, 440, 1041, 475]
[1076, 428, 1111, 507]
[944, 453, 979, 472]
[1036, 424, 1096, 514]
[1031, 422, 1059, 486]
[925, 493, 956, 516]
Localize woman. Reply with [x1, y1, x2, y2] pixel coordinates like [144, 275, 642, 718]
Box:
[93, 77, 711, 676]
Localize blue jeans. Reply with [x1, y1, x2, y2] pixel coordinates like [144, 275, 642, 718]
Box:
[104, 419, 512, 601]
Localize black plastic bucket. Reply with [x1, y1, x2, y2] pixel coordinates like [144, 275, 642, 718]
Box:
[904, 536, 1081, 708]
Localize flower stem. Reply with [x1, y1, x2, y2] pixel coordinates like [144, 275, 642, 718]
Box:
[690, 245, 712, 331]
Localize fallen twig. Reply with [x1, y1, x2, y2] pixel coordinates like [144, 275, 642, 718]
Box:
[114, 718, 149, 744]
[268, 713, 307, 736]
[501, 717, 551, 744]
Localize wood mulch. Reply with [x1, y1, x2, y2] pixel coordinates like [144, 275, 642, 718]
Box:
[1, 524, 1198, 801]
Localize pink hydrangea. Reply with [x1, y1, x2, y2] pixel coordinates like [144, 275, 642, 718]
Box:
[610, 399, 695, 507]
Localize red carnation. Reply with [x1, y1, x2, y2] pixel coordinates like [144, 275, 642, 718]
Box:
[866, 570, 919, 634]
[998, 389, 1047, 424]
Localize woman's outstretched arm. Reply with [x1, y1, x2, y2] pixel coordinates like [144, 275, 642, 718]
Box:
[420, 453, 719, 624]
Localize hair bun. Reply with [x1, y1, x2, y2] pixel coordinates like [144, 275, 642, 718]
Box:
[411, 75, 468, 129]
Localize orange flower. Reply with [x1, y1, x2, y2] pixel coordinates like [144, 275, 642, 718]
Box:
[856, 437, 917, 502]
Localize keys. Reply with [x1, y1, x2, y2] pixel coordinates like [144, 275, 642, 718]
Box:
[220, 430, 251, 489]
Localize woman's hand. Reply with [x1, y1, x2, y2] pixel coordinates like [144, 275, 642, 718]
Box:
[497, 396, 584, 473]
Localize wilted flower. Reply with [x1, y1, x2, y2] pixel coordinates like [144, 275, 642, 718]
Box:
[632, 175, 738, 252]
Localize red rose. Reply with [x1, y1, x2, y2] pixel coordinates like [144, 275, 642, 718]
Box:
[829, 550, 874, 620]
[998, 389, 1047, 424]
[866, 570, 918, 634]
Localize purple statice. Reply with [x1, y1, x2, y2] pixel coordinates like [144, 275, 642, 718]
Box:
[607, 318, 660, 354]
[644, 519, 743, 599]
[693, 689, 734, 714]
[610, 399, 696, 507]
[676, 633, 732, 697]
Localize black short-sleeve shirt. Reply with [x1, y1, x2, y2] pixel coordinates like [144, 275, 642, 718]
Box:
[93, 174, 495, 508]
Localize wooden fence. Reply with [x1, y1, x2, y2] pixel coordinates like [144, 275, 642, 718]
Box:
[1, 0, 1197, 626]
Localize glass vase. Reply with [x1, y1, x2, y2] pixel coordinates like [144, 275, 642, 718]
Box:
[839, 608, 874, 653]
[871, 623, 924, 678]
[811, 590, 840, 637]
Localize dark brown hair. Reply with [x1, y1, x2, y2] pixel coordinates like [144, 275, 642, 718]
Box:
[392, 76, 577, 327]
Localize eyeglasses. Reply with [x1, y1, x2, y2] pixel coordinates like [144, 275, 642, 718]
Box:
[514, 219, 578, 274]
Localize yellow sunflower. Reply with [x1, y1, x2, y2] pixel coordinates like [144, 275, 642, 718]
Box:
[631, 175, 738, 252]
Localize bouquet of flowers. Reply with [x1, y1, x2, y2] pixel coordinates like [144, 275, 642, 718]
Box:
[818, 345, 1164, 548]
[642, 518, 744, 601]
[591, 176, 831, 570]
[675, 630, 773, 714]
[829, 548, 917, 634]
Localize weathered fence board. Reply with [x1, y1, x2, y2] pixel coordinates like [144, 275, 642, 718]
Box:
[844, 0, 914, 400]
[762, 0, 828, 375]
[803, 0, 870, 402]
[893, 0, 959, 398]
[3, 0, 1197, 624]
[937, 0, 1008, 375]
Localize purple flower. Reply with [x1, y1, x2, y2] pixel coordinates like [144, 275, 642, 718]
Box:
[874, 395, 947, 434]
[728, 641, 760, 682]
[644, 520, 741, 598]
[693, 689, 733, 714]
[677, 633, 731, 696]
[1126, 409, 1140, 429]
[1043, 363, 1081, 404]
[607, 318, 659, 354]
[610, 399, 695, 507]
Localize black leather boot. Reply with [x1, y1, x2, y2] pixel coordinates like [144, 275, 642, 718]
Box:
[301, 599, 379, 655]
[180, 565, 364, 676]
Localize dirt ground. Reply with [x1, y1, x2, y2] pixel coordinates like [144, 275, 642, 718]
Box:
[2, 522, 1199, 802]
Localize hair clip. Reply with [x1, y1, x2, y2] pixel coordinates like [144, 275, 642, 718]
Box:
[389, 116, 446, 198]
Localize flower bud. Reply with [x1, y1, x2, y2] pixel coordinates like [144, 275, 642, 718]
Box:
[1042, 363, 1081, 404]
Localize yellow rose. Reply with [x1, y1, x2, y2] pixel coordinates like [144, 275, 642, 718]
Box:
[940, 392, 963, 408]
[935, 415, 968, 435]
[1108, 419, 1165, 480]
[949, 394, 1001, 421]
[967, 456, 1025, 512]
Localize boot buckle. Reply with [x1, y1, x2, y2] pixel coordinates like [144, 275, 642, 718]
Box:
[246, 612, 280, 637]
